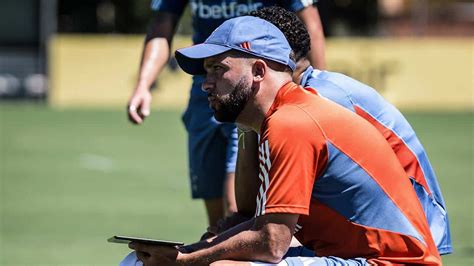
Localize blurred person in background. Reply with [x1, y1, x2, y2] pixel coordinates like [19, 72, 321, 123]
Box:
[126, 0, 326, 229]
[226, 6, 451, 256]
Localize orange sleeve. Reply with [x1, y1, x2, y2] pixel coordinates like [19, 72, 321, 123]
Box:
[255, 105, 327, 217]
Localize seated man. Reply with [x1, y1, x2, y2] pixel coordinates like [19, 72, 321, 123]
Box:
[230, 6, 451, 255]
[123, 16, 441, 265]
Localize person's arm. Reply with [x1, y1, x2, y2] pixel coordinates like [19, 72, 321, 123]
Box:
[297, 5, 326, 70]
[235, 129, 260, 217]
[128, 12, 180, 124]
[129, 213, 298, 265]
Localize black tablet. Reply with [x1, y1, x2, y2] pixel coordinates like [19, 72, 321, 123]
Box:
[108, 235, 184, 247]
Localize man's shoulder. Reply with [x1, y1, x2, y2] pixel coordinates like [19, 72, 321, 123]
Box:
[264, 103, 326, 141]
[308, 70, 384, 107]
[270, 90, 383, 145]
[270, 104, 316, 125]
[268, 87, 336, 127]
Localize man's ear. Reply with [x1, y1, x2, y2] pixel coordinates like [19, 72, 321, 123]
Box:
[252, 59, 266, 82]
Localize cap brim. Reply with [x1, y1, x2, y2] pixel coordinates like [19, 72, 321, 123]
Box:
[175, 43, 232, 75]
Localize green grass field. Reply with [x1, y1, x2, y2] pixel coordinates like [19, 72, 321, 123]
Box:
[1, 104, 473, 265]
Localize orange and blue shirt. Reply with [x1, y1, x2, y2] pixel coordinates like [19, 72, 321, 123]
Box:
[300, 66, 451, 255]
[256, 82, 441, 264]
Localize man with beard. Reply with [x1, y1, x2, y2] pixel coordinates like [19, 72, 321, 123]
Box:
[226, 6, 451, 256]
[122, 16, 441, 265]
[127, 0, 326, 230]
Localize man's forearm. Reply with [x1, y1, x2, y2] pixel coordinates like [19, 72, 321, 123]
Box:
[307, 27, 326, 70]
[179, 218, 292, 265]
[127, 13, 179, 124]
[136, 37, 170, 90]
[235, 130, 259, 216]
[180, 230, 274, 265]
[297, 6, 326, 69]
[136, 12, 178, 91]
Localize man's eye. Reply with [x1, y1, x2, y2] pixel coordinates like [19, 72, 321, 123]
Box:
[213, 65, 222, 71]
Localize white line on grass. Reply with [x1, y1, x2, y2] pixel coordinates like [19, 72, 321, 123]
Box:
[79, 153, 114, 173]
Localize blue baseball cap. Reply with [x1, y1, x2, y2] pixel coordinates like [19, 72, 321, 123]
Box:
[175, 16, 296, 75]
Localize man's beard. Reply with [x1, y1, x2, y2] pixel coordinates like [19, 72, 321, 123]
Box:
[211, 78, 252, 123]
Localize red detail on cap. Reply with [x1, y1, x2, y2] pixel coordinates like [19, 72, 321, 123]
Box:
[240, 41, 251, 50]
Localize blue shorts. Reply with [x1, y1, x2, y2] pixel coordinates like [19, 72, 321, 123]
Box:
[181, 77, 238, 199]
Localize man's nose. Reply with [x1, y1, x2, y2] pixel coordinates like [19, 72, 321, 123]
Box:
[202, 77, 213, 92]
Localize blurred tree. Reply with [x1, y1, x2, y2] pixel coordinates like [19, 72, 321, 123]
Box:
[113, 0, 150, 33]
[58, 0, 99, 32]
[317, 0, 379, 36]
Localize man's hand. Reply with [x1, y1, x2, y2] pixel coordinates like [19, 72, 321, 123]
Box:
[129, 242, 183, 266]
[216, 213, 251, 234]
[200, 213, 251, 241]
[127, 87, 152, 124]
[127, 11, 179, 125]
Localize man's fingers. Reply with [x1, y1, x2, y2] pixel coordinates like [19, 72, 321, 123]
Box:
[208, 225, 218, 235]
[128, 243, 182, 266]
[128, 241, 138, 250]
[140, 99, 151, 117]
[129, 241, 149, 251]
[135, 251, 150, 262]
[127, 90, 152, 124]
[156, 246, 179, 258]
[128, 104, 144, 124]
[129, 242, 177, 253]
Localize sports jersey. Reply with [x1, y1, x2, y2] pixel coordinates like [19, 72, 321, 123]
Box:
[151, 0, 316, 44]
[300, 66, 452, 254]
[256, 82, 441, 264]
